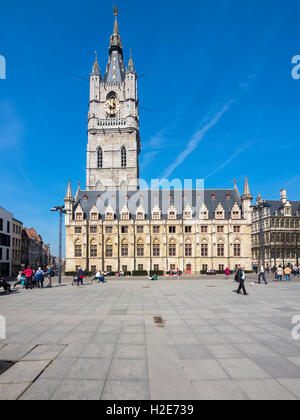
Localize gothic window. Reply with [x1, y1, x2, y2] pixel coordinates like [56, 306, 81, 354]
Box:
[169, 240, 176, 257]
[97, 147, 103, 169]
[201, 242, 208, 257]
[90, 243, 97, 258]
[121, 241, 128, 257]
[185, 241, 192, 257]
[75, 244, 82, 257]
[137, 241, 144, 257]
[217, 242, 225, 257]
[153, 240, 160, 257]
[234, 242, 241, 257]
[121, 146, 127, 168]
[106, 241, 113, 257]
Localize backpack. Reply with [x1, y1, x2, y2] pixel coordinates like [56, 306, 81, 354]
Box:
[234, 270, 240, 282]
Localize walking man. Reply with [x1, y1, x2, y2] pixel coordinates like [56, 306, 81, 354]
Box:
[76, 266, 84, 286]
[35, 267, 44, 288]
[258, 262, 268, 284]
[23, 266, 33, 290]
[236, 266, 249, 296]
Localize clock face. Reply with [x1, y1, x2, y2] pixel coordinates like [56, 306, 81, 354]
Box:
[105, 96, 120, 115]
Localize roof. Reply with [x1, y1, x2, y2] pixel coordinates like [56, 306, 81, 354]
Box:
[74, 189, 242, 220]
[25, 228, 43, 242]
[263, 200, 300, 216]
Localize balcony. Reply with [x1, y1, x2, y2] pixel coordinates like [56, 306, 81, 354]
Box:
[98, 118, 126, 128]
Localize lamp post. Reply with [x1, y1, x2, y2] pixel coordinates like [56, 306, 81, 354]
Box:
[50, 205, 67, 285]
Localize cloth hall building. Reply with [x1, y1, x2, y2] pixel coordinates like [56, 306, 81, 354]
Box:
[64, 9, 253, 274]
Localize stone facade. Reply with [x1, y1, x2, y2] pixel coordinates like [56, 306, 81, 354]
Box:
[252, 189, 300, 267]
[64, 10, 253, 275]
[86, 9, 140, 191]
[12, 218, 23, 274]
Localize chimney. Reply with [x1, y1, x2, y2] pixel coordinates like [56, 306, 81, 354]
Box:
[280, 189, 287, 203]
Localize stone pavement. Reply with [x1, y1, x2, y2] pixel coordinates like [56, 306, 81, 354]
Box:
[0, 275, 300, 400]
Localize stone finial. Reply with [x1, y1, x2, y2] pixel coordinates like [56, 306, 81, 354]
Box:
[91, 51, 100, 76]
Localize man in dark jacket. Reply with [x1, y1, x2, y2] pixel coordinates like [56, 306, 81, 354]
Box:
[236, 266, 248, 296]
[76, 267, 84, 286]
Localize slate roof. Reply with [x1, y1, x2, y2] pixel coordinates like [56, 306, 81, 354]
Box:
[263, 200, 300, 216]
[73, 189, 242, 220]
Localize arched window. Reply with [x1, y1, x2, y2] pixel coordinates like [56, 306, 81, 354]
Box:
[97, 147, 103, 169]
[121, 146, 127, 168]
[153, 240, 160, 257]
[169, 239, 176, 257]
[137, 240, 144, 257]
[105, 240, 113, 258]
[234, 241, 241, 257]
[121, 241, 129, 257]
[185, 240, 192, 257]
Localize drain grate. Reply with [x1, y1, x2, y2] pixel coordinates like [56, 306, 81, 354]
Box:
[0, 361, 15, 376]
[153, 316, 165, 328]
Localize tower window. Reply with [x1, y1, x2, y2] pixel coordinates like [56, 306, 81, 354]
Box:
[97, 147, 103, 168]
[121, 146, 127, 168]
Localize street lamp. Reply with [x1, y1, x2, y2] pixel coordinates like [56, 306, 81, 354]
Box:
[50, 205, 67, 285]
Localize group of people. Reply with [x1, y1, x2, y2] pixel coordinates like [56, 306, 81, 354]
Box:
[72, 266, 106, 286]
[14, 266, 55, 290]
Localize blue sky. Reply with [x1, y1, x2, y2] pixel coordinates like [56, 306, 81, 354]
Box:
[1, 0, 300, 256]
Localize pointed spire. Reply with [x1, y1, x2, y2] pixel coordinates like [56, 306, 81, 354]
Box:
[110, 6, 123, 53]
[243, 176, 250, 195]
[91, 50, 100, 76]
[128, 49, 135, 71]
[64, 179, 74, 203]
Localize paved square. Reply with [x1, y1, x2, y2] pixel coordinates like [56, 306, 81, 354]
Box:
[0, 275, 300, 400]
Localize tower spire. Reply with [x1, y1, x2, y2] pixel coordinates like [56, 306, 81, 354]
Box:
[105, 7, 125, 82]
[64, 179, 74, 203]
[243, 176, 250, 196]
[128, 49, 134, 71]
[91, 50, 100, 76]
[110, 6, 123, 54]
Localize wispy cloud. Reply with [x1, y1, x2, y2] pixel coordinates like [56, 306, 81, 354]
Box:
[19, 167, 37, 193]
[140, 151, 159, 170]
[205, 140, 254, 180]
[162, 100, 234, 179]
[284, 174, 300, 187]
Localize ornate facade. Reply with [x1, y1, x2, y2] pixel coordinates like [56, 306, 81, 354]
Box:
[252, 189, 300, 267]
[64, 9, 253, 274]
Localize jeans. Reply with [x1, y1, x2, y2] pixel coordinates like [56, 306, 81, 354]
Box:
[286, 274, 291, 282]
[258, 273, 267, 284]
[277, 275, 282, 281]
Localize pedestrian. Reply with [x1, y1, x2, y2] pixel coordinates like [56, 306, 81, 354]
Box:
[35, 267, 44, 288]
[76, 266, 84, 286]
[14, 271, 24, 288]
[45, 266, 54, 288]
[258, 262, 268, 285]
[225, 267, 230, 278]
[236, 265, 249, 296]
[284, 266, 292, 282]
[276, 265, 283, 281]
[23, 266, 33, 289]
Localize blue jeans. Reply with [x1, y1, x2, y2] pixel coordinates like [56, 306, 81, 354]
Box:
[286, 274, 291, 282]
[258, 273, 267, 284]
[277, 275, 282, 281]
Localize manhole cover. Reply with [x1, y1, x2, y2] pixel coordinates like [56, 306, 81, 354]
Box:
[0, 361, 15, 376]
[153, 316, 165, 328]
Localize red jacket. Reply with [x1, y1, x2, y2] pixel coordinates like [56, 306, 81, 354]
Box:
[23, 269, 33, 277]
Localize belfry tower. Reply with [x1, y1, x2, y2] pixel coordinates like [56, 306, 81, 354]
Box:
[86, 7, 140, 191]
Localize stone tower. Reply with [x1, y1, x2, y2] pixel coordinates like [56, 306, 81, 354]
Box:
[86, 7, 140, 191]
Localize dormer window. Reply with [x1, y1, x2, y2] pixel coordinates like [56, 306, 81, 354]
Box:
[76, 213, 83, 221]
[106, 212, 114, 221]
[216, 211, 224, 219]
[153, 212, 160, 220]
[137, 212, 144, 220]
[91, 213, 98, 221]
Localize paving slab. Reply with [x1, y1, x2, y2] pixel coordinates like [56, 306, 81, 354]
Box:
[51, 379, 104, 400]
[101, 380, 150, 400]
[0, 360, 50, 384]
[20, 379, 61, 400]
[0, 383, 31, 400]
[237, 379, 297, 400]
